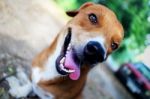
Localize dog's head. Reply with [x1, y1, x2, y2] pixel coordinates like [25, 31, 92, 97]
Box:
[56, 2, 124, 80]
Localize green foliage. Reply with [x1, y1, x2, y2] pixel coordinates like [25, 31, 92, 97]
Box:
[55, 0, 92, 10]
[55, 0, 150, 64]
[55, 0, 78, 10]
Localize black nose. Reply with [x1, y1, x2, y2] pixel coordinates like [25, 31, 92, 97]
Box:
[84, 41, 105, 64]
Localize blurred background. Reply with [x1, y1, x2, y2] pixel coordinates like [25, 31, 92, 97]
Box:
[0, 0, 150, 99]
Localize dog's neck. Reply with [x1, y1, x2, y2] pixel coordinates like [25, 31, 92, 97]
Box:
[38, 66, 90, 99]
[32, 32, 64, 84]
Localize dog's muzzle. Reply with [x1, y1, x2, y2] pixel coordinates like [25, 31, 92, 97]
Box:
[84, 41, 106, 64]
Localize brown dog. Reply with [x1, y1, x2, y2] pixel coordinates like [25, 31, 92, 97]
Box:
[31, 2, 124, 99]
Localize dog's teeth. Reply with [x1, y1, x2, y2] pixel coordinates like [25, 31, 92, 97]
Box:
[62, 68, 68, 73]
[60, 57, 65, 64]
[60, 64, 67, 72]
[67, 44, 71, 51]
[63, 68, 68, 72]
[60, 64, 64, 69]
[66, 51, 69, 54]
[64, 68, 75, 73]
[68, 69, 75, 73]
[60, 62, 75, 73]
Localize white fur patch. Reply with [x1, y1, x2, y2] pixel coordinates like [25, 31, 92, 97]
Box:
[32, 67, 41, 83]
[32, 65, 60, 84]
[31, 63, 58, 99]
[31, 62, 59, 99]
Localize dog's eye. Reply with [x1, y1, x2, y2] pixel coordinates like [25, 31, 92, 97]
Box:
[111, 42, 118, 50]
[88, 13, 97, 24]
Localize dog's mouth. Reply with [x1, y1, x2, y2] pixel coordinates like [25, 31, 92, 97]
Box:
[56, 28, 81, 80]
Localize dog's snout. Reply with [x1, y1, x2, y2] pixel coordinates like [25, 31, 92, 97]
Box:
[84, 41, 105, 64]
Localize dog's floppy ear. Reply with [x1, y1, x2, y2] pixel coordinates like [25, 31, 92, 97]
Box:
[66, 2, 94, 17]
[66, 10, 78, 17]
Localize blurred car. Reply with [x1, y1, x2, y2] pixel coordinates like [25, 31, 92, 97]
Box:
[115, 62, 150, 99]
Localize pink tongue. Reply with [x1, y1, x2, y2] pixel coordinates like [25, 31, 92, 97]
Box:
[64, 50, 80, 80]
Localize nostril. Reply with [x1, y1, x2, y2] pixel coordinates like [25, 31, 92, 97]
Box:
[86, 43, 98, 55]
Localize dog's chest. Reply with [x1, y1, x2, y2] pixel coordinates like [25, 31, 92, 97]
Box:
[31, 65, 60, 98]
[32, 56, 61, 83]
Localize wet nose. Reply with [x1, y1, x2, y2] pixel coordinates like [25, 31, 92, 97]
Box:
[84, 41, 105, 63]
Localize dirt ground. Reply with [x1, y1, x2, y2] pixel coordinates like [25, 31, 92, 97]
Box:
[84, 63, 134, 99]
[0, 0, 134, 99]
